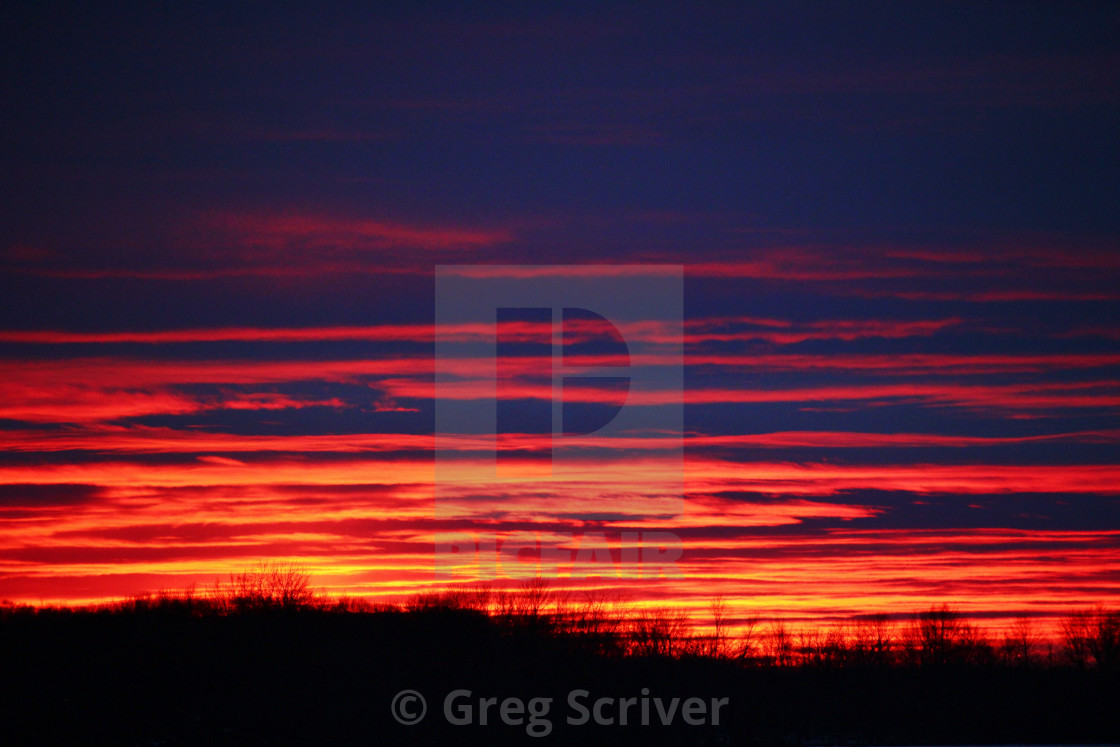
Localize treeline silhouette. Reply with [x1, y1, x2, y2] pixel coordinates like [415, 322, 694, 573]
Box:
[16, 565, 1113, 670]
[405, 583, 1120, 670]
[3, 566, 1118, 745]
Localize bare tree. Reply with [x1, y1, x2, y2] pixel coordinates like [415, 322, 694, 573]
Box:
[905, 605, 991, 666]
[797, 627, 819, 665]
[518, 575, 553, 620]
[408, 582, 493, 613]
[1062, 607, 1120, 668]
[765, 620, 795, 666]
[708, 595, 729, 658]
[630, 607, 694, 657]
[852, 614, 895, 667]
[734, 615, 763, 662]
[1061, 609, 1093, 667]
[582, 590, 632, 655]
[217, 561, 313, 611]
[1000, 616, 1039, 667]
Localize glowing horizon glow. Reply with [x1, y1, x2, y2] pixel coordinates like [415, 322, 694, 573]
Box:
[2, 304, 1117, 642]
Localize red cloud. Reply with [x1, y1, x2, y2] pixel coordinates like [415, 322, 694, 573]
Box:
[214, 212, 514, 251]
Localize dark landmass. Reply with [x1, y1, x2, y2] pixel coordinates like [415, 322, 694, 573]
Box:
[2, 589, 1118, 746]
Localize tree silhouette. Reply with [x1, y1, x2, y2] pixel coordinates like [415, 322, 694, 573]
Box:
[707, 595, 729, 658]
[1062, 607, 1120, 668]
[214, 561, 313, 612]
[630, 606, 693, 657]
[765, 620, 795, 666]
[733, 615, 763, 662]
[1000, 616, 1039, 667]
[852, 614, 895, 667]
[904, 604, 991, 666]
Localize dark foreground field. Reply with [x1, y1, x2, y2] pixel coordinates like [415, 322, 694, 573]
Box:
[3, 600, 1119, 746]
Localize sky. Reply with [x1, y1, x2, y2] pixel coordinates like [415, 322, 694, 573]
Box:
[1, 2, 1119, 636]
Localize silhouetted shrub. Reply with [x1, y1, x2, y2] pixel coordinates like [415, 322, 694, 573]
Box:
[999, 616, 1040, 667]
[1062, 607, 1120, 668]
[211, 561, 314, 612]
[764, 620, 795, 666]
[902, 605, 993, 667]
[628, 606, 695, 657]
[850, 614, 896, 667]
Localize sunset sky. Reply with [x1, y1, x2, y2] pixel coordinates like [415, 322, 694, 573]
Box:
[2, 2, 1118, 637]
